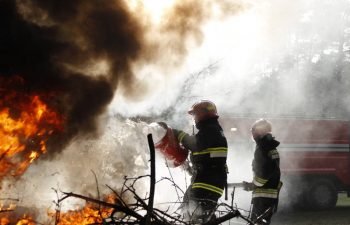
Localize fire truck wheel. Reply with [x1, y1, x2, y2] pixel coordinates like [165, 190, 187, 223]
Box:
[306, 179, 338, 210]
[292, 182, 310, 210]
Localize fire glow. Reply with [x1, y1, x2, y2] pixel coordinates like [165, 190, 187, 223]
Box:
[0, 216, 35, 225]
[0, 77, 64, 181]
[47, 194, 117, 224]
[0, 77, 120, 224]
[0, 201, 114, 225]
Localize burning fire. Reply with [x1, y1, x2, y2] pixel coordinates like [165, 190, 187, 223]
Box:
[0, 215, 35, 225]
[14, 216, 35, 225]
[53, 204, 113, 224]
[0, 76, 64, 181]
[0, 77, 119, 224]
[50, 194, 116, 224]
[0, 77, 118, 224]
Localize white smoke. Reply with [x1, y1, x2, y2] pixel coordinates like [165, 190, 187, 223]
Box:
[0, 116, 153, 222]
[112, 0, 350, 118]
[110, 0, 350, 222]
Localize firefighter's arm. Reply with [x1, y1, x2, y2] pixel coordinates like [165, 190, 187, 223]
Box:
[268, 148, 281, 179]
[253, 149, 280, 187]
[172, 129, 197, 151]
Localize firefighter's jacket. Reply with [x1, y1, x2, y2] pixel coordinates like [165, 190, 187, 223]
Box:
[252, 133, 281, 200]
[173, 117, 228, 198]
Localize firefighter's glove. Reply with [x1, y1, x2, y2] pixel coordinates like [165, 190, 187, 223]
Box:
[243, 181, 254, 191]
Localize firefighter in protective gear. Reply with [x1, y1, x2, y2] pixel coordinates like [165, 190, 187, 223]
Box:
[173, 100, 228, 223]
[247, 119, 282, 225]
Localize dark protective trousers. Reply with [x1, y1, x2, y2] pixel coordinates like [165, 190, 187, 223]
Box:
[251, 197, 278, 225]
[180, 169, 226, 223]
[181, 186, 218, 224]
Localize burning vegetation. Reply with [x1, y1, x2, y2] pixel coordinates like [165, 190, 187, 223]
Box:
[0, 76, 63, 224]
[53, 205, 112, 225]
[0, 76, 118, 224]
[50, 194, 117, 225]
[0, 76, 64, 181]
[0, 77, 63, 185]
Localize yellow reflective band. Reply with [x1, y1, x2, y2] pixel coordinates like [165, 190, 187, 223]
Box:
[254, 176, 268, 183]
[252, 192, 278, 199]
[178, 132, 186, 143]
[192, 182, 223, 195]
[268, 149, 278, 156]
[253, 176, 268, 187]
[206, 147, 228, 151]
[254, 188, 278, 194]
[254, 191, 278, 195]
[268, 149, 279, 159]
[271, 154, 279, 159]
[192, 147, 228, 156]
[253, 187, 280, 199]
[193, 182, 223, 192]
[192, 185, 223, 195]
[193, 151, 227, 156]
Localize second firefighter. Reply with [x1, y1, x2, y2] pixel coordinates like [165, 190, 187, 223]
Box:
[244, 119, 282, 225]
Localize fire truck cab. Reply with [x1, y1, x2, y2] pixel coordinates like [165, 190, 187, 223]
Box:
[221, 116, 350, 210]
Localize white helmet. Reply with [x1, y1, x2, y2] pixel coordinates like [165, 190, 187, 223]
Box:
[251, 119, 272, 140]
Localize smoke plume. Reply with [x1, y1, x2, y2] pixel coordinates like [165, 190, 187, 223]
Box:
[0, 0, 245, 157]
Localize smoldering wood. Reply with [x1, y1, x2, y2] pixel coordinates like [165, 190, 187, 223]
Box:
[0, 198, 18, 216]
[0, 209, 14, 213]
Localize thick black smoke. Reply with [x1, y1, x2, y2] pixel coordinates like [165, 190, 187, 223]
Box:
[0, 0, 244, 157]
[0, 0, 147, 155]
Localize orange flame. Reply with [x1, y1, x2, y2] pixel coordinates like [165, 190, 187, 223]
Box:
[0, 218, 10, 225]
[0, 213, 35, 225]
[54, 205, 113, 224]
[50, 194, 116, 224]
[0, 77, 64, 181]
[0, 77, 119, 224]
[15, 216, 35, 225]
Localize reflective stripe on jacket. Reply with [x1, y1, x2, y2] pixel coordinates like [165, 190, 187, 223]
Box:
[252, 181, 283, 199]
[192, 147, 228, 158]
[252, 133, 281, 199]
[192, 182, 224, 195]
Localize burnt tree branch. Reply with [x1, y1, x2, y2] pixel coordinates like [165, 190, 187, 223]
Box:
[146, 134, 156, 225]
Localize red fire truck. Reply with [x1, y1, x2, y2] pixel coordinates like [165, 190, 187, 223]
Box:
[220, 116, 350, 210]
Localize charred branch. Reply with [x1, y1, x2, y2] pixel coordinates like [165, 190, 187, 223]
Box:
[146, 134, 156, 225]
